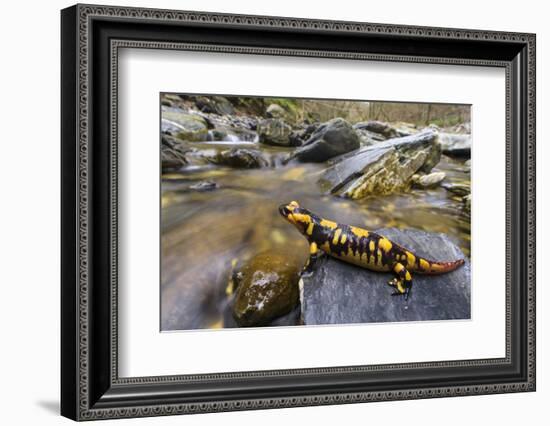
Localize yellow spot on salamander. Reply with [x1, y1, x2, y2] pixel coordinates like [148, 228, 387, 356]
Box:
[293, 213, 311, 224]
[405, 270, 412, 281]
[369, 240, 375, 253]
[320, 219, 338, 230]
[332, 229, 342, 245]
[377, 250, 383, 266]
[394, 263, 405, 273]
[379, 238, 392, 253]
[419, 258, 430, 271]
[340, 233, 347, 244]
[406, 252, 416, 268]
[396, 281, 405, 294]
[306, 222, 314, 236]
[350, 226, 369, 238]
[309, 242, 318, 255]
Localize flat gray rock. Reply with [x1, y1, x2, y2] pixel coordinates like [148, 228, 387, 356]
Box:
[290, 117, 360, 162]
[318, 130, 440, 198]
[301, 228, 470, 325]
[439, 132, 471, 158]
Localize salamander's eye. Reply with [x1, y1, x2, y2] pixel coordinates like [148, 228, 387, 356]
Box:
[278, 204, 291, 216]
[279, 201, 300, 217]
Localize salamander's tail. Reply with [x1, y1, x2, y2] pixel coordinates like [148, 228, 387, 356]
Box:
[414, 258, 465, 275]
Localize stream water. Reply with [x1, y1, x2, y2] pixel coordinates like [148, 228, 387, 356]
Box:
[160, 138, 470, 330]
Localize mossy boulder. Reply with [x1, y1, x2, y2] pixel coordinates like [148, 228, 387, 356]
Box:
[195, 96, 235, 115]
[266, 103, 288, 119]
[162, 107, 209, 142]
[257, 118, 294, 146]
[232, 251, 301, 327]
[319, 130, 440, 199]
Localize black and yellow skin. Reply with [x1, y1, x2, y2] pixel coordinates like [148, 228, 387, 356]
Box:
[279, 201, 465, 300]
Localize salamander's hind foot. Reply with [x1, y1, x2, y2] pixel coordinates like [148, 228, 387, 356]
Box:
[389, 263, 413, 300]
[388, 278, 411, 299]
[387, 278, 399, 290]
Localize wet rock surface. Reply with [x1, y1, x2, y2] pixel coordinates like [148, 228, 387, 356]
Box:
[289, 118, 360, 162]
[355, 128, 388, 146]
[439, 132, 471, 158]
[257, 118, 295, 146]
[160, 94, 472, 331]
[288, 123, 318, 147]
[195, 95, 235, 115]
[231, 252, 301, 327]
[412, 171, 446, 188]
[301, 228, 470, 325]
[161, 135, 191, 172]
[442, 182, 470, 197]
[266, 103, 287, 119]
[319, 130, 440, 198]
[209, 147, 268, 169]
[161, 107, 210, 141]
[353, 120, 399, 139]
[224, 304, 301, 328]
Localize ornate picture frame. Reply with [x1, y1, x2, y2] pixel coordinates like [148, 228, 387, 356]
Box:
[61, 4, 535, 420]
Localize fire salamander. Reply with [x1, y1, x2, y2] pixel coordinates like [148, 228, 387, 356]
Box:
[279, 201, 465, 300]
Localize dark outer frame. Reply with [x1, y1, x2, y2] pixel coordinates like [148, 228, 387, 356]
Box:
[61, 4, 536, 421]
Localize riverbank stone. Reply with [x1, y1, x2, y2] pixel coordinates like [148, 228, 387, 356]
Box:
[161, 134, 191, 171]
[232, 252, 301, 327]
[289, 118, 360, 163]
[266, 103, 288, 119]
[257, 118, 294, 146]
[195, 96, 235, 115]
[439, 132, 471, 158]
[353, 120, 399, 139]
[412, 171, 446, 188]
[300, 228, 470, 325]
[210, 147, 268, 169]
[162, 107, 209, 141]
[319, 130, 440, 198]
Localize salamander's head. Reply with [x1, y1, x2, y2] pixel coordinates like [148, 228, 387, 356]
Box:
[279, 201, 314, 234]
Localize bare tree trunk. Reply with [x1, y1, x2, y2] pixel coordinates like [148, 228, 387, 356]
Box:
[425, 104, 432, 125]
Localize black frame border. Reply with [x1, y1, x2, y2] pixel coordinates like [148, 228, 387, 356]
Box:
[61, 4, 536, 421]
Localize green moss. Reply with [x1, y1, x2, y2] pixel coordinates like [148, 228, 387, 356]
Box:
[269, 98, 300, 120]
[232, 251, 300, 327]
[429, 115, 464, 128]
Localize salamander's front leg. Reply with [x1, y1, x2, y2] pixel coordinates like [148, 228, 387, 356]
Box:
[387, 262, 413, 300]
[303, 242, 322, 275]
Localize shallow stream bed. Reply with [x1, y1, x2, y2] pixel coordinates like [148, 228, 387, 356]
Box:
[160, 139, 470, 330]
